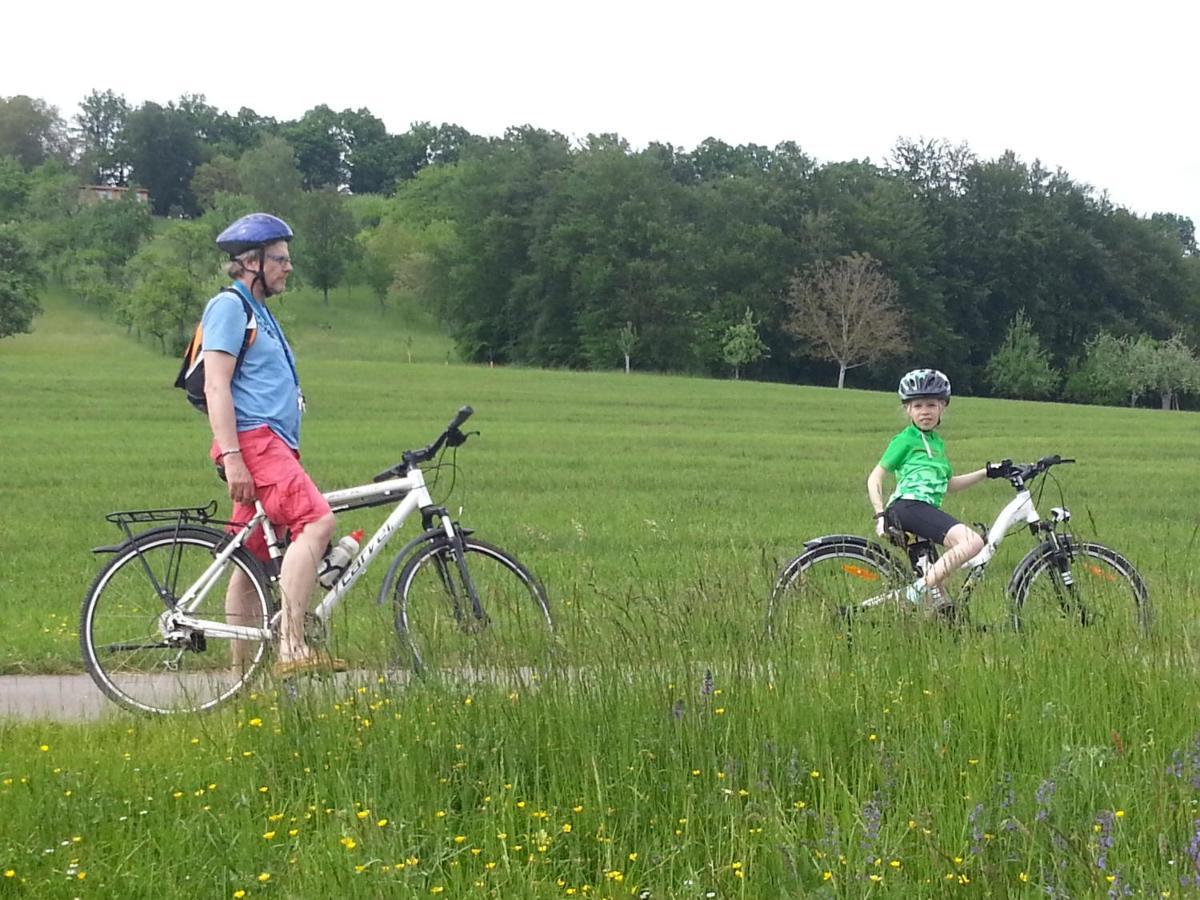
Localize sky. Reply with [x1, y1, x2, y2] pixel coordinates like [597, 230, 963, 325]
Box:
[5, 0, 1198, 226]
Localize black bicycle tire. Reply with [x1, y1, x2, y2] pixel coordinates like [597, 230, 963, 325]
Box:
[79, 527, 274, 715]
[768, 539, 908, 636]
[1011, 540, 1149, 634]
[393, 536, 551, 671]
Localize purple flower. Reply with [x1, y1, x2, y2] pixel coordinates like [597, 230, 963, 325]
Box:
[1035, 779, 1056, 823]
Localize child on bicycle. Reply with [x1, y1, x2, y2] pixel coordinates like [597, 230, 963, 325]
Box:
[866, 368, 994, 605]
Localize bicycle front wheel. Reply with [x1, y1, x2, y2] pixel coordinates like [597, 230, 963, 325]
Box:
[1011, 539, 1149, 635]
[80, 527, 274, 715]
[394, 537, 552, 672]
[768, 538, 908, 637]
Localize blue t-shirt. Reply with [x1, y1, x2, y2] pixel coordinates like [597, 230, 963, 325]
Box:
[200, 282, 302, 449]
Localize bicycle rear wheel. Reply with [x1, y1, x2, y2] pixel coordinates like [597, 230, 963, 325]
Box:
[393, 536, 552, 672]
[768, 538, 909, 637]
[80, 527, 274, 715]
[1011, 540, 1149, 635]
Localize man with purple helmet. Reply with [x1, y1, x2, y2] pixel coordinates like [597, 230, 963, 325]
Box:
[203, 212, 343, 677]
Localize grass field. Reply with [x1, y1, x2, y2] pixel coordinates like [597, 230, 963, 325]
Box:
[2, 286, 1200, 896]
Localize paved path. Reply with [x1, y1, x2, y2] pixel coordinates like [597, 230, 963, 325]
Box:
[0, 675, 115, 722]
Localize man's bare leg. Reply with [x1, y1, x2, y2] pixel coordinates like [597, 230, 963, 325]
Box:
[276, 513, 336, 662]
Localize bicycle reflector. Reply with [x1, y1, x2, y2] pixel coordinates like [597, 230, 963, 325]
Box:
[842, 564, 880, 581]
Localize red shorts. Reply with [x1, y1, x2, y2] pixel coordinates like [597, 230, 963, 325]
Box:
[211, 426, 331, 563]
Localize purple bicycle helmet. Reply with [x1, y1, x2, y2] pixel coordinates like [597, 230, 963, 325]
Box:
[216, 213, 294, 256]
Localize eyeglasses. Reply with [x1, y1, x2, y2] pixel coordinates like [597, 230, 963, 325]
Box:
[265, 253, 292, 266]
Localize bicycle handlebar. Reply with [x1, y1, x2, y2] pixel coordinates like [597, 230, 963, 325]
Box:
[989, 454, 1075, 486]
[372, 406, 475, 482]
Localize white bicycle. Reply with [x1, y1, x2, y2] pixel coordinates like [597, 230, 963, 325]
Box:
[768, 455, 1149, 635]
[80, 407, 553, 715]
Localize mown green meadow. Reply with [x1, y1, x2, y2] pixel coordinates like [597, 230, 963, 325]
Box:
[3, 288, 1200, 897]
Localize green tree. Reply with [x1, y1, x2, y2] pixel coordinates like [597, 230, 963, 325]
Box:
[122, 220, 219, 352]
[0, 155, 29, 218]
[721, 307, 769, 379]
[0, 224, 43, 337]
[0, 95, 69, 168]
[283, 105, 347, 189]
[236, 135, 303, 217]
[74, 89, 130, 185]
[294, 187, 356, 305]
[122, 101, 204, 215]
[1141, 333, 1200, 409]
[191, 154, 241, 210]
[984, 310, 1060, 399]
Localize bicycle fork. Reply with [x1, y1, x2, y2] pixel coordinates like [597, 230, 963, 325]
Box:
[429, 510, 488, 629]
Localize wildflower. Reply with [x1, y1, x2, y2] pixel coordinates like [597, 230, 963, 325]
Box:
[454, 835, 466, 844]
[263, 831, 276, 840]
[257, 872, 271, 883]
[233, 891, 246, 899]
[249, 718, 263, 728]
[4, 870, 14, 878]
[340, 837, 357, 850]
[39, 744, 49, 752]
[377, 819, 388, 828]
[356, 810, 369, 820]
[562, 823, 573, 833]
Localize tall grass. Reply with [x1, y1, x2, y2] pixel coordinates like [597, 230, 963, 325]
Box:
[2, 287, 1200, 896]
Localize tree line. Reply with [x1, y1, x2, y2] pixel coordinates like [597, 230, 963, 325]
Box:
[2, 91, 1199, 407]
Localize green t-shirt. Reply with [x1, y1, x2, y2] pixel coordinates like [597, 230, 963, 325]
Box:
[879, 424, 953, 508]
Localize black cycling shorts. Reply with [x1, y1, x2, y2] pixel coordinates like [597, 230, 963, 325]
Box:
[886, 499, 962, 544]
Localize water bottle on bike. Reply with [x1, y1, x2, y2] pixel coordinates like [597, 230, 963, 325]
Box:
[317, 529, 364, 588]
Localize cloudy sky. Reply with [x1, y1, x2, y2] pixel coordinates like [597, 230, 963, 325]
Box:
[5, 0, 1197, 225]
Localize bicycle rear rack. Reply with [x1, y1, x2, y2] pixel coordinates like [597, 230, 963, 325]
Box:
[106, 501, 218, 527]
[104, 501, 220, 544]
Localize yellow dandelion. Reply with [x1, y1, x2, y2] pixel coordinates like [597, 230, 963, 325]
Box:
[1115, 810, 1125, 818]
[889, 859, 901, 868]
[810, 770, 821, 778]
[340, 837, 357, 850]
[257, 872, 271, 883]
[1019, 872, 1029, 883]
[573, 805, 583, 813]
[486, 861, 497, 870]
[249, 718, 263, 727]
[39, 744, 49, 752]
[76, 872, 87, 881]
[4, 870, 14, 878]
[822, 871, 832, 881]
[869, 873, 883, 883]
[562, 823, 572, 833]
[714, 708, 726, 715]
[263, 831, 276, 840]
[454, 835, 466, 844]
[628, 853, 637, 861]
[356, 810, 369, 821]
[233, 891, 246, 899]
[431, 887, 444, 895]
[288, 829, 299, 838]
[377, 818, 388, 827]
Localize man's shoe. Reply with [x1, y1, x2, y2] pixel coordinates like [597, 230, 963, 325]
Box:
[273, 655, 349, 679]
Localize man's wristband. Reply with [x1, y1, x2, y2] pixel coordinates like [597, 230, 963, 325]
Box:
[219, 449, 242, 461]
